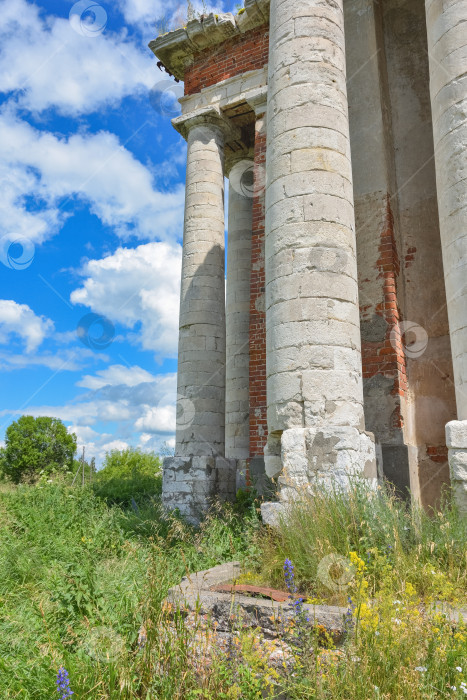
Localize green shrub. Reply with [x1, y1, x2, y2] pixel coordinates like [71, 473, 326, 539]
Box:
[92, 448, 162, 505]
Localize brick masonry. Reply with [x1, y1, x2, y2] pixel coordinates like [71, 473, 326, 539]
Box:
[360, 197, 407, 429]
[249, 117, 268, 458]
[184, 25, 269, 96]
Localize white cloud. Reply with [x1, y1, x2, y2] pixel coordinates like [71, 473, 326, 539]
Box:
[0, 348, 99, 372]
[118, 0, 167, 27]
[2, 399, 133, 427]
[98, 439, 130, 453]
[71, 241, 182, 357]
[68, 424, 100, 441]
[68, 427, 131, 463]
[135, 403, 175, 433]
[0, 0, 158, 116]
[0, 372, 177, 429]
[0, 112, 185, 245]
[117, 0, 227, 35]
[0, 300, 54, 352]
[77, 363, 156, 390]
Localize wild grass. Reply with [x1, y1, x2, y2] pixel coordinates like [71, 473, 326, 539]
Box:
[0, 483, 260, 698]
[257, 480, 467, 605]
[0, 477, 466, 698]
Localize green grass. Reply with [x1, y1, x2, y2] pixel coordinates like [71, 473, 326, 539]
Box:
[0, 483, 260, 698]
[257, 480, 467, 605]
[0, 478, 466, 699]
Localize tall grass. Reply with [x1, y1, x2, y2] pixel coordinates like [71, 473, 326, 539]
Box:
[1, 478, 466, 698]
[0, 483, 260, 698]
[258, 480, 467, 603]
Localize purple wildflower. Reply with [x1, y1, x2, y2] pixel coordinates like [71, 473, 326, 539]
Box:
[283, 558, 308, 621]
[56, 666, 73, 699]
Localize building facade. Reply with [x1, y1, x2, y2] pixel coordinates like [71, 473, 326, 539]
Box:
[150, 0, 467, 522]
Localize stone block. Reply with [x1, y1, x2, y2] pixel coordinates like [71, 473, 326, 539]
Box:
[260, 501, 285, 527]
[264, 454, 282, 479]
[446, 420, 467, 448]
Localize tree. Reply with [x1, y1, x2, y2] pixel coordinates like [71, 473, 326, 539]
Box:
[0, 416, 77, 483]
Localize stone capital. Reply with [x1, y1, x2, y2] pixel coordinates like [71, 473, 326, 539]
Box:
[172, 105, 241, 143]
[245, 86, 268, 117]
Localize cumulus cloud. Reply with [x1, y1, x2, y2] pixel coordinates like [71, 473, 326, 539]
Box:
[77, 364, 156, 390]
[117, 0, 168, 27]
[135, 403, 176, 433]
[0, 347, 100, 372]
[0, 0, 159, 116]
[71, 241, 182, 357]
[0, 300, 54, 352]
[0, 370, 176, 431]
[0, 112, 185, 245]
[67, 424, 131, 463]
[117, 0, 226, 35]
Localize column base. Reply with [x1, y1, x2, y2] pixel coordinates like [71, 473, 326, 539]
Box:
[162, 456, 237, 525]
[260, 426, 377, 526]
[265, 425, 377, 504]
[446, 421, 467, 512]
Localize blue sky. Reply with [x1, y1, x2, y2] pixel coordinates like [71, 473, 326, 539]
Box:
[0, 0, 234, 463]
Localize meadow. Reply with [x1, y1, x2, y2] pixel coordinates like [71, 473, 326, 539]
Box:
[0, 468, 466, 699]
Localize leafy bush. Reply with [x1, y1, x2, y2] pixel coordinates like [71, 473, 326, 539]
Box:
[92, 448, 162, 505]
[0, 415, 77, 483]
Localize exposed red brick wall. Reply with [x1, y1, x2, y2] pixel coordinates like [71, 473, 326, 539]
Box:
[249, 117, 268, 458]
[184, 25, 269, 95]
[426, 444, 448, 464]
[361, 196, 407, 428]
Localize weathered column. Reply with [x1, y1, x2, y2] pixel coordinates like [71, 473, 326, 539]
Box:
[426, 0, 467, 510]
[225, 159, 253, 463]
[264, 0, 376, 501]
[162, 106, 239, 522]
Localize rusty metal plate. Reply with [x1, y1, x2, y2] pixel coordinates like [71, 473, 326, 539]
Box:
[210, 584, 293, 602]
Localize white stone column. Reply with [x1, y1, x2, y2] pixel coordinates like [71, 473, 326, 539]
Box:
[175, 110, 227, 457]
[225, 159, 254, 460]
[264, 0, 376, 497]
[425, 0, 467, 510]
[162, 106, 239, 522]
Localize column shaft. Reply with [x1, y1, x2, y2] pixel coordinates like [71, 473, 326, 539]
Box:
[426, 0, 467, 510]
[225, 164, 253, 459]
[264, 0, 376, 492]
[176, 121, 226, 457]
[426, 0, 467, 420]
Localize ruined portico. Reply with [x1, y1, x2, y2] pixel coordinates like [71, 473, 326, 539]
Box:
[150, 0, 467, 522]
